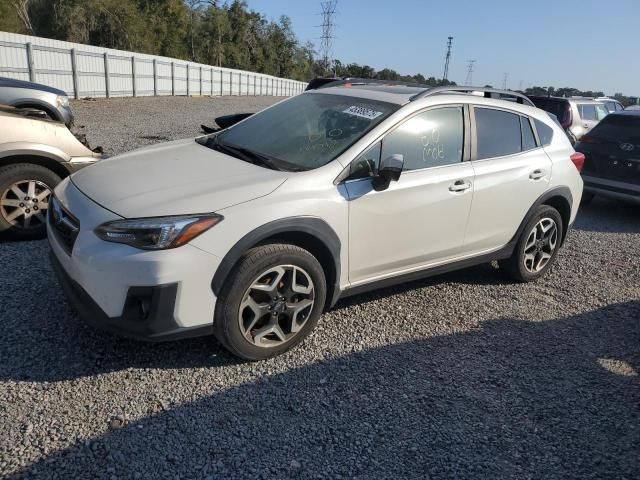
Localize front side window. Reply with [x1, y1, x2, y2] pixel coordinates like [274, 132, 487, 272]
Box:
[348, 142, 381, 180]
[198, 93, 398, 171]
[475, 107, 521, 159]
[381, 107, 464, 171]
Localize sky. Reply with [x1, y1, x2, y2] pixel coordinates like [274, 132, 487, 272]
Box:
[245, 0, 639, 95]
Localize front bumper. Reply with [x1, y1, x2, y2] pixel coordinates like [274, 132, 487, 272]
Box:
[48, 179, 222, 340]
[50, 251, 211, 341]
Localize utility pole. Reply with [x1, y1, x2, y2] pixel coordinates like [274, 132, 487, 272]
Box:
[465, 60, 475, 85]
[319, 1, 338, 76]
[502, 72, 509, 90]
[442, 36, 453, 81]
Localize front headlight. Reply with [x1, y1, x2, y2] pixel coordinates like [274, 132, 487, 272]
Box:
[95, 214, 223, 250]
[56, 95, 69, 108]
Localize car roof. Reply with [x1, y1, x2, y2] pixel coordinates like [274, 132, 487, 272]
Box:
[0, 76, 66, 96]
[312, 83, 536, 108]
[312, 84, 427, 105]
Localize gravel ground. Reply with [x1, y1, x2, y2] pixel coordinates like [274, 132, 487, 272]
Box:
[1, 96, 639, 479]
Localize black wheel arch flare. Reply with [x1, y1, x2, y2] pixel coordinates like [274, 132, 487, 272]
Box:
[211, 217, 342, 309]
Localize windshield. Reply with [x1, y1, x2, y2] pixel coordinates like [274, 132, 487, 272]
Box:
[200, 93, 398, 171]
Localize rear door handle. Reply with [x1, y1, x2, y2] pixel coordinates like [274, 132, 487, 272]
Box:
[449, 179, 472, 192]
[529, 169, 547, 180]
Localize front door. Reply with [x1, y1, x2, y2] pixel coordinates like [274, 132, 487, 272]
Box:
[345, 106, 474, 285]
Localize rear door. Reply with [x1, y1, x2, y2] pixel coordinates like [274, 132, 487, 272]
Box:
[463, 106, 552, 253]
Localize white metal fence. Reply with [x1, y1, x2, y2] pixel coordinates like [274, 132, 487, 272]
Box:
[0, 32, 307, 99]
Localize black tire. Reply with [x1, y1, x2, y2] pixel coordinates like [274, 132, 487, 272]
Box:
[214, 243, 327, 360]
[499, 205, 564, 282]
[0, 163, 61, 240]
[580, 191, 595, 206]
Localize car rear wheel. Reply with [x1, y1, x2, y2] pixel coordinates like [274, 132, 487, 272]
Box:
[499, 205, 564, 282]
[214, 243, 326, 360]
[0, 164, 61, 240]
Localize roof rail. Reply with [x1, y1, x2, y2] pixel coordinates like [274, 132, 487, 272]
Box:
[410, 86, 534, 106]
[317, 78, 431, 90]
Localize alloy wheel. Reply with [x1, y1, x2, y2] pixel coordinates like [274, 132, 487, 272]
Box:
[523, 217, 558, 273]
[238, 265, 315, 348]
[0, 180, 51, 230]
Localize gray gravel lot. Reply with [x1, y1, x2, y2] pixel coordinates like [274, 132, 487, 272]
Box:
[1, 96, 639, 479]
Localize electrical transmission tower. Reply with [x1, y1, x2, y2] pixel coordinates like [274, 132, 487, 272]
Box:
[465, 60, 476, 85]
[502, 72, 509, 90]
[319, 1, 338, 76]
[442, 36, 453, 81]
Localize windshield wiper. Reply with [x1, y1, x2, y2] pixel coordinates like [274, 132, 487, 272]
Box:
[204, 135, 282, 171]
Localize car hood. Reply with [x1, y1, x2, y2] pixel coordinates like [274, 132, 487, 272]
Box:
[70, 138, 287, 218]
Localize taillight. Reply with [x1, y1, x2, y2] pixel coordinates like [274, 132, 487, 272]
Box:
[570, 152, 585, 172]
[561, 103, 572, 129]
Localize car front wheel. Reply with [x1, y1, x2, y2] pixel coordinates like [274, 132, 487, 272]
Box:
[214, 243, 327, 360]
[500, 205, 564, 282]
[0, 163, 60, 240]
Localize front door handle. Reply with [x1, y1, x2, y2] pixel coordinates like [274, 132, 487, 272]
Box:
[449, 179, 472, 192]
[529, 169, 547, 180]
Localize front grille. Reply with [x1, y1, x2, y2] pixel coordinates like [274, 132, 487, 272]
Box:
[48, 196, 80, 255]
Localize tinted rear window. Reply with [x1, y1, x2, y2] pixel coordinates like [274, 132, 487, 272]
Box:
[475, 108, 521, 159]
[589, 114, 640, 143]
[530, 98, 568, 122]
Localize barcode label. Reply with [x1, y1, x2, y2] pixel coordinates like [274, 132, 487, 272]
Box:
[343, 106, 383, 120]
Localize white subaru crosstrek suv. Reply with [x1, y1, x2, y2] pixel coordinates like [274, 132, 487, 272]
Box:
[48, 84, 584, 360]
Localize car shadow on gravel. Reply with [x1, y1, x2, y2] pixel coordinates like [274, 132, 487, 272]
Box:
[575, 197, 640, 234]
[14, 301, 640, 480]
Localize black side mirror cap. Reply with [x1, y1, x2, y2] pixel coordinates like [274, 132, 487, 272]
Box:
[373, 154, 404, 191]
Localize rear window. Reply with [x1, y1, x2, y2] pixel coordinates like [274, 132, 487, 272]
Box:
[589, 114, 640, 143]
[475, 108, 522, 159]
[530, 98, 569, 123]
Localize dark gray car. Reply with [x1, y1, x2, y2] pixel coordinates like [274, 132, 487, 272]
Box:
[0, 77, 74, 126]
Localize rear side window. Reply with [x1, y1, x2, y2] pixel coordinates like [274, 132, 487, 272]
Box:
[382, 106, 464, 171]
[521, 116, 537, 150]
[475, 107, 521, 159]
[579, 104, 608, 120]
[534, 119, 554, 146]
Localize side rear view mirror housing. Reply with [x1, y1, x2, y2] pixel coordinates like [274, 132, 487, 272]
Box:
[373, 154, 404, 191]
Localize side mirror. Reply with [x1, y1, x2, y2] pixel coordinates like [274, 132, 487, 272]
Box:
[373, 154, 404, 191]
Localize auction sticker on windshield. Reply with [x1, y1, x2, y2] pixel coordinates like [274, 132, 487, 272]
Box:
[343, 105, 384, 120]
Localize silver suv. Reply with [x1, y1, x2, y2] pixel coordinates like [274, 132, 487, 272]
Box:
[529, 96, 609, 140]
[0, 77, 74, 126]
